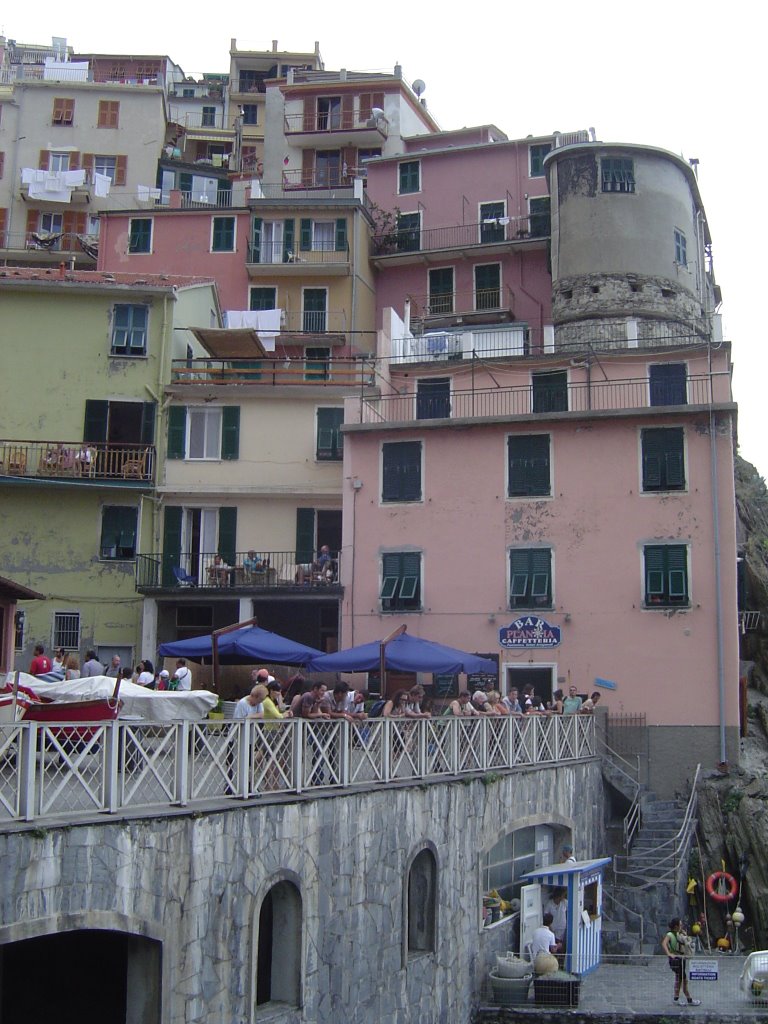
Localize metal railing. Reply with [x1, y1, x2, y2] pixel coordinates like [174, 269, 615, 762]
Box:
[392, 325, 533, 364]
[601, 888, 645, 946]
[373, 213, 550, 256]
[135, 549, 341, 591]
[407, 286, 516, 320]
[281, 168, 360, 191]
[284, 112, 388, 137]
[247, 240, 349, 265]
[180, 190, 233, 208]
[358, 375, 715, 425]
[0, 231, 98, 256]
[614, 764, 701, 889]
[0, 714, 595, 827]
[0, 440, 155, 483]
[171, 357, 364, 386]
[168, 110, 228, 131]
[739, 611, 761, 634]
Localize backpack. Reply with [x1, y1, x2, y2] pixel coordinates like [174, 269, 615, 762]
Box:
[368, 698, 387, 717]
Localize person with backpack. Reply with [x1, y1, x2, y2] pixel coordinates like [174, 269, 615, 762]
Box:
[661, 919, 700, 1006]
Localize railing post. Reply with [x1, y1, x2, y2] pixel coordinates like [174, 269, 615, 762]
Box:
[382, 719, 391, 782]
[293, 719, 304, 794]
[176, 721, 189, 805]
[339, 720, 350, 786]
[103, 720, 120, 813]
[18, 722, 38, 821]
[240, 719, 253, 797]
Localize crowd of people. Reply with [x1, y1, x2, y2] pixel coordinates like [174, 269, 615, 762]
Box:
[26, 645, 193, 691]
[446, 683, 602, 717]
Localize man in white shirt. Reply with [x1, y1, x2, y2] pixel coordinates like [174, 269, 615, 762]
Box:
[234, 685, 265, 720]
[173, 659, 192, 690]
[544, 889, 568, 945]
[531, 913, 561, 960]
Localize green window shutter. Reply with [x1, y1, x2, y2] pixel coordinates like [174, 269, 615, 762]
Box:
[161, 505, 183, 586]
[508, 434, 550, 497]
[221, 406, 240, 460]
[167, 406, 186, 459]
[642, 428, 684, 490]
[102, 505, 138, 559]
[317, 408, 343, 460]
[83, 399, 109, 443]
[509, 549, 551, 606]
[300, 218, 312, 251]
[141, 401, 156, 445]
[283, 218, 295, 261]
[335, 218, 347, 251]
[251, 216, 262, 261]
[382, 441, 421, 502]
[666, 545, 688, 601]
[179, 172, 193, 193]
[218, 507, 237, 566]
[295, 507, 315, 564]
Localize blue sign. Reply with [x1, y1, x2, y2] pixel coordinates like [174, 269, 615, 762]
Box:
[689, 959, 718, 981]
[499, 616, 561, 649]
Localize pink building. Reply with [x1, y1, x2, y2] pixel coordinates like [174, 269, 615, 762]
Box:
[341, 139, 739, 796]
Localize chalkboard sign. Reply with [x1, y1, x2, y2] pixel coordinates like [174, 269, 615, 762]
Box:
[433, 673, 459, 697]
[467, 652, 499, 691]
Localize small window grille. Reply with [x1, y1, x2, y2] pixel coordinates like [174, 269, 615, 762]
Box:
[53, 611, 81, 651]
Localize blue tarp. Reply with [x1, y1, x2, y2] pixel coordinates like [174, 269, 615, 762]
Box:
[306, 633, 497, 675]
[158, 626, 322, 666]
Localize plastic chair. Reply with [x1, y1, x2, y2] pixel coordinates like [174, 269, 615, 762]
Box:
[173, 565, 197, 587]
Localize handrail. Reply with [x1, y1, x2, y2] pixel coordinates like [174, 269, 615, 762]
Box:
[614, 764, 701, 889]
[599, 738, 642, 852]
[602, 887, 644, 945]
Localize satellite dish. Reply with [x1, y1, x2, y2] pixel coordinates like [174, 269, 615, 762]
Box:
[412, 79, 426, 97]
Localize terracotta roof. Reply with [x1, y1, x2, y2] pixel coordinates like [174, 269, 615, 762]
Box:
[0, 268, 216, 290]
[0, 575, 45, 601]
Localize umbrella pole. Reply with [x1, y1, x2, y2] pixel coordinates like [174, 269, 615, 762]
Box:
[211, 615, 260, 692]
[380, 624, 407, 697]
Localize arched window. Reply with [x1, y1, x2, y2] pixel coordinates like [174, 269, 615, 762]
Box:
[256, 880, 302, 1008]
[407, 848, 437, 956]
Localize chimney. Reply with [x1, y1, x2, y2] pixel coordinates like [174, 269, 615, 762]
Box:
[340, 68, 347, 82]
[272, 40, 278, 52]
[169, 189, 183, 209]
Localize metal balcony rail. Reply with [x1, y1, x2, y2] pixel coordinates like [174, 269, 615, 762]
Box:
[613, 764, 700, 889]
[0, 440, 155, 483]
[408, 286, 516, 321]
[179, 190, 234, 209]
[392, 325, 531, 364]
[0, 714, 595, 827]
[247, 239, 350, 265]
[169, 110, 229, 131]
[284, 112, 388, 137]
[372, 213, 550, 256]
[171, 356, 364, 386]
[136, 549, 341, 591]
[0, 231, 98, 256]
[281, 168, 361, 191]
[358, 375, 716, 425]
[739, 611, 761, 634]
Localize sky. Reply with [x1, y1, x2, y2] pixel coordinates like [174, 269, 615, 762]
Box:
[4, 1, 765, 475]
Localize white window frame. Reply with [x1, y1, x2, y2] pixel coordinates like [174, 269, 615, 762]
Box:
[379, 549, 423, 612]
[638, 426, 688, 495]
[52, 610, 81, 651]
[529, 143, 552, 178]
[49, 152, 71, 173]
[94, 155, 117, 182]
[249, 285, 278, 310]
[427, 265, 454, 315]
[505, 432, 553, 501]
[111, 303, 149, 356]
[39, 212, 64, 234]
[311, 220, 335, 252]
[301, 286, 329, 332]
[128, 216, 153, 255]
[641, 542, 691, 609]
[186, 406, 223, 461]
[210, 215, 237, 253]
[380, 440, 424, 506]
[508, 545, 554, 610]
[473, 261, 502, 310]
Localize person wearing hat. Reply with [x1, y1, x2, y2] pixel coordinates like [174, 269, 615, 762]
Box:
[157, 669, 171, 690]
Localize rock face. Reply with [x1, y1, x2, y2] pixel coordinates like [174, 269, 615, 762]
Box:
[736, 455, 768, 690]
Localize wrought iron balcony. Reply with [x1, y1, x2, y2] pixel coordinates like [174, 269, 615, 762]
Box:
[372, 212, 550, 257]
[136, 550, 341, 592]
[356, 375, 718, 425]
[0, 231, 98, 260]
[246, 239, 350, 266]
[407, 286, 516, 323]
[0, 440, 155, 483]
[170, 356, 365, 386]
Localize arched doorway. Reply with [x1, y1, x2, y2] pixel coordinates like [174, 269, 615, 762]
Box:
[256, 879, 302, 1010]
[0, 930, 161, 1024]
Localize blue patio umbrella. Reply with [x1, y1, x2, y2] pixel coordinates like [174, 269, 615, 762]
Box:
[306, 630, 497, 676]
[158, 624, 322, 666]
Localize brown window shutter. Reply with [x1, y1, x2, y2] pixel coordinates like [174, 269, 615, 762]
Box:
[301, 149, 314, 187]
[359, 93, 372, 121]
[39, 150, 50, 171]
[303, 96, 314, 132]
[26, 208, 39, 235]
[82, 153, 94, 179]
[0, 152, 4, 180]
[0, 208, 7, 245]
[98, 100, 119, 128]
[342, 147, 357, 180]
[342, 94, 354, 130]
[69, 151, 80, 170]
[373, 92, 385, 111]
[75, 212, 87, 233]
[63, 211, 76, 235]
[115, 155, 127, 185]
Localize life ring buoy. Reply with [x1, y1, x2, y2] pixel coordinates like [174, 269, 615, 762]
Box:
[706, 871, 738, 902]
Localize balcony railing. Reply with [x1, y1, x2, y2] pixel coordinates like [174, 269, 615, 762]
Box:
[179, 190, 233, 209]
[136, 550, 341, 591]
[0, 441, 155, 483]
[171, 356, 364, 386]
[357, 375, 716, 425]
[0, 715, 595, 827]
[169, 110, 228, 131]
[372, 212, 550, 257]
[408, 286, 515, 321]
[284, 112, 387, 138]
[247, 240, 349, 265]
[281, 168, 361, 191]
[392, 325, 531, 364]
[0, 231, 98, 258]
